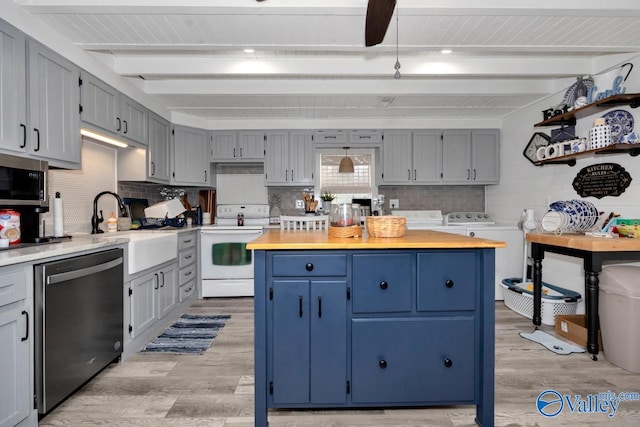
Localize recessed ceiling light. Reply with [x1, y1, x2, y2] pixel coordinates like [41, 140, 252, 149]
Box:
[244, 48, 255, 53]
[441, 49, 453, 54]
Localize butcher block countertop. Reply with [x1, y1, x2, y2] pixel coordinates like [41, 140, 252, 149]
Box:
[526, 232, 640, 252]
[247, 229, 506, 250]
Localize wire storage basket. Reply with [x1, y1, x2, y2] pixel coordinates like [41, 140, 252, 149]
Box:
[501, 278, 581, 326]
[365, 216, 407, 237]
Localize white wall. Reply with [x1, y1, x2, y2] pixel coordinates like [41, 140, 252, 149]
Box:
[488, 55, 640, 312]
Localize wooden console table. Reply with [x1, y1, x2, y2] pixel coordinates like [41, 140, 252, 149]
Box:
[526, 233, 640, 360]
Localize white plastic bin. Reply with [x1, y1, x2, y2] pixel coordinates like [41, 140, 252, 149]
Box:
[599, 265, 640, 373]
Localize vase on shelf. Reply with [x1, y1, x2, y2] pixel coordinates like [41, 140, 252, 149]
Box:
[589, 118, 611, 149]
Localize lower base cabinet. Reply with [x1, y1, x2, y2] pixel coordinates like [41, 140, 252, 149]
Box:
[255, 248, 495, 427]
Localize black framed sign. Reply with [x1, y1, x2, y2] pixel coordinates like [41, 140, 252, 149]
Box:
[572, 163, 632, 199]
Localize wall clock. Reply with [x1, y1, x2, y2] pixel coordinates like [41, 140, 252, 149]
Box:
[523, 132, 551, 164]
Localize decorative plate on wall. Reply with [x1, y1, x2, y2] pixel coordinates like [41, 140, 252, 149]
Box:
[602, 110, 634, 143]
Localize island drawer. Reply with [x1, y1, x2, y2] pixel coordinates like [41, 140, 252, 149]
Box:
[352, 253, 412, 313]
[416, 251, 476, 311]
[0, 265, 27, 307]
[351, 317, 475, 404]
[271, 254, 347, 277]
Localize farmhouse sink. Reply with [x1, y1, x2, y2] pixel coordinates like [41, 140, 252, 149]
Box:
[104, 232, 178, 274]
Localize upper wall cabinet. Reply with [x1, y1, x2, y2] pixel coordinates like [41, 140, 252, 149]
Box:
[441, 130, 500, 184]
[28, 40, 81, 169]
[380, 130, 441, 184]
[264, 131, 314, 186]
[80, 72, 148, 146]
[210, 131, 264, 162]
[314, 129, 348, 146]
[171, 125, 209, 186]
[118, 112, 171, 183]
[0, 21, 27, 156]
[349, 130, 383, 145]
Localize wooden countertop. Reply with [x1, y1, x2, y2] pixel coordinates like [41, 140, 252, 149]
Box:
[526, 232, 640, 252]
[247, 229, 506, 250]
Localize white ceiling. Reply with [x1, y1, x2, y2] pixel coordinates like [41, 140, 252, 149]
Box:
[12, 0, 640, 127]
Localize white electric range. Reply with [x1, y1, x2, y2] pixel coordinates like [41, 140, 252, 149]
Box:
[392, 210, 523, 300]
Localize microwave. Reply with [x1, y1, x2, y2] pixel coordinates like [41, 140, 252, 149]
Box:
[0, 154, 48, 206]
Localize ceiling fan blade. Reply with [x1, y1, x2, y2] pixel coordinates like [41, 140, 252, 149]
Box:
[365, 0, 397, 47]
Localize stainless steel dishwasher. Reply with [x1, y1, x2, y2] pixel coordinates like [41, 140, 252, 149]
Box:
[34, 248, 124, 415]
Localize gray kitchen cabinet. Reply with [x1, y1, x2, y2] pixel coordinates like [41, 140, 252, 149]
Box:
[177, 231, 197, 302]
[117, 112, 171, 183]
[0, 21, 27, 155]
[171, 125, 209, 186]
[28, 40, 81, 169]
[211, 131, 264, 162]
[128, 261, 178, 339]
[349, 130, 383, 145]
[80, 72, 148, 146]
[382, 130, 440, 184]
[313, 129, 347, 146]
[0, 265, 33, 427]
[147, 113, 171, 182]
[442, 130, 499, 184]
[265, 131, 314, 186]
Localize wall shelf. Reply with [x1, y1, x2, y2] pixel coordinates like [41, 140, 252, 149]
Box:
[534, 93, 640, 127]
[534, 143, 640, 167]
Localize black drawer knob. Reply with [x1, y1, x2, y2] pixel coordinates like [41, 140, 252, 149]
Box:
[444, 358, 453, 368]
[305, 263, 314, 272]
[445, 279, 454, 288]
[379, 281, 388, 289]
[379, 360, 387, 369]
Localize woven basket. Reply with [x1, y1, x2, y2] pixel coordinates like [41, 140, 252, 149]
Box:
[328, 225, 362, 238]
[366, 216, 407, 238]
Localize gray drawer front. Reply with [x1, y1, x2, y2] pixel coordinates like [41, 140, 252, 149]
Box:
[178, 232, 197, 250]
[179, 247, 196, 268]
[179, 282, 195, 302]
[0, 267, 27, 307]
[179, 265, 196, 286]
[271, 254, 347, 277]
[352, 253, 412, 313]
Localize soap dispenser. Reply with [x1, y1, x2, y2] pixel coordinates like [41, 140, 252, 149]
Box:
[107, 212, 118, 233]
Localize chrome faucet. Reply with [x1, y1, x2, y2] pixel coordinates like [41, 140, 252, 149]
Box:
[91, 191, 127, 234]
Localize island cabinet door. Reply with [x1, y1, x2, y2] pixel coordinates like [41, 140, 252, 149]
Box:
[270, 280, 347, 405]
[351, 317, 475, 404]
[416, 251, 476, 312]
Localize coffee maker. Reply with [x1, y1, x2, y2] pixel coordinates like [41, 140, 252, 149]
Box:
[0, 153, 50, 244]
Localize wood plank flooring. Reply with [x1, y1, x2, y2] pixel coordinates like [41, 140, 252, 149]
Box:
[39, 298, 640, 426]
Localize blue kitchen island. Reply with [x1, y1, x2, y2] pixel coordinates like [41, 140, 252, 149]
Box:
[248, 229, 505, 427]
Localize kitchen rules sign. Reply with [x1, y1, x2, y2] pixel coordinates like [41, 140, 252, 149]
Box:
[572, 163, 632, 198]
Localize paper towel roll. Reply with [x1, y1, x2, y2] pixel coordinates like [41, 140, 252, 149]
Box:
[53, 192, 64, 237]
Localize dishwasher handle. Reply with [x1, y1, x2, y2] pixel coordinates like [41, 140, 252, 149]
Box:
[46, 257, 123, 285]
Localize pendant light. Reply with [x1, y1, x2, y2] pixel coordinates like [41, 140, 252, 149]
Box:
[338, 147, 354, 173]
[394, 8, 401, 79]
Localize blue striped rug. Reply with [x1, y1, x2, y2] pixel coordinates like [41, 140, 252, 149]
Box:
[141, 314, 230, 354]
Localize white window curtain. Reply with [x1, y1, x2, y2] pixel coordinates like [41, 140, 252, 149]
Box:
[320, 153, 372, 194]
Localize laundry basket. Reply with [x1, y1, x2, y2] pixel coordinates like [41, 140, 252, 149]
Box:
[501, 278, 581, 326]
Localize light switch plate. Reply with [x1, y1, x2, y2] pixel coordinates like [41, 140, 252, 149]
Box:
[390, 199, 399, 209]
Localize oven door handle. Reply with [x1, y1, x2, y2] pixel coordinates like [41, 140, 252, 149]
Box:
[201, 230, 262, 235]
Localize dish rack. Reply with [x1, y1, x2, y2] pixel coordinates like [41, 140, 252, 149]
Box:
[501, 278, 581, 326]
[140, 217, 186, 229]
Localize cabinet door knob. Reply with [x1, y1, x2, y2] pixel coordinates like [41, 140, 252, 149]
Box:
[379, 281, 388, 289]
[305, 263, 314, 272]
[379, 360, 387, 369]
[444, 358, 453, 368]
[445, 279, 454, 288]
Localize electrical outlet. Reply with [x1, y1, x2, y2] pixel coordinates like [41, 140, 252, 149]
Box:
[390, 199, 399, 209]
[295, 200, 304, 209]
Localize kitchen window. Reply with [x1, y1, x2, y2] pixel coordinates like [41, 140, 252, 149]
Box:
[316, 149, 377, 201]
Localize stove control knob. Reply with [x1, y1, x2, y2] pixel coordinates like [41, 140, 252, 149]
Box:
[456, 214, 461, 219]
[466, 213, 472, 219]
[484, 214, 490, 218]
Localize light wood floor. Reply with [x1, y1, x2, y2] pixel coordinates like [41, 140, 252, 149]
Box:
[40, 298, 640, 426]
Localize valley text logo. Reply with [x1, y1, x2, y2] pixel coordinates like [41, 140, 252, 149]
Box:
[537, 389, 640, 418]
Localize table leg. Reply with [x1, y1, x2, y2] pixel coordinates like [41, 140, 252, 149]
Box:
[585, 270, 600, 360]
[531, 246, 543, 327]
